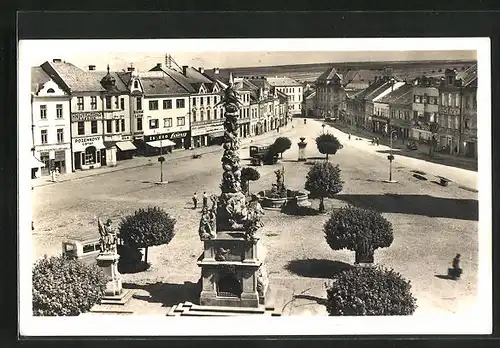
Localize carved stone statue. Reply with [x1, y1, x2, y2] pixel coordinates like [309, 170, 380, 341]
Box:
[199, 207, 216, 240]
[97, 218, 117, 253]
[215, 247, 231, 261]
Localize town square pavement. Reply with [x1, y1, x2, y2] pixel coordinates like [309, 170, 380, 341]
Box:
[31, 117, 479, 316]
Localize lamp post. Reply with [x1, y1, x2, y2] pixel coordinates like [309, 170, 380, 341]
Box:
[156, 130, 166, 184]
[385, 130, 398, 183]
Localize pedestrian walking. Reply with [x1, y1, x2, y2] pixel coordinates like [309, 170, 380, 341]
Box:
[192, 192, 198, 209]
[202, 192, 208, 209]
[348, 133, 351, 140]
[376, 137, 380, 146]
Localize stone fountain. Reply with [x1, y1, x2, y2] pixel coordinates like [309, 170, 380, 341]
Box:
[167, 76, 279, 317]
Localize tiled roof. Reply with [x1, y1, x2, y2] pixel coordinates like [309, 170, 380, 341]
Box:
[266, 77, 302, 87]
[139, 72, 190, 96]
[353, 78, 391, 101]
[276, 90, 288, 101]
[31, 67, 51, 94]
[116, 71, 132, 88]
[246, 78, 270, 89]
[457, 64, 477, 87]
[305, 90, 316, 100]
[48, 61, 106, 92]
[317, 67, 340, 81]
[376, 84, 413, 105]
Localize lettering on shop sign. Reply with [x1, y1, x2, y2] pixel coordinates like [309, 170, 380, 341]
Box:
[192, 125, 224, 136]
[438, 106, 460, 116]
[71, 112, 103, 122]
[145, 131, 189, 142]
[36, 146, 70, 152]
[133, 110, 144, 117]
[73, 136, 101, 147]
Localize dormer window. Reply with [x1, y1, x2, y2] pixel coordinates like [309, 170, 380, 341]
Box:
[46, 88, 55, 93]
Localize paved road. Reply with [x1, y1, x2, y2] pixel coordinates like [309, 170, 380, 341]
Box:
[31, 117, 479, 316]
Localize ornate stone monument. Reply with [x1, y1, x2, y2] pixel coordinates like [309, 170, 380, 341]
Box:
[195, 76, 273, 310]
[96, 218, 133, 305]
[297, 137, 307, 161]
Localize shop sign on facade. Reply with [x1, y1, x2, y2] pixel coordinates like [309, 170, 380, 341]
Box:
[145, 131, 189, 142]
[73, 136, 102, 147]
[192, 124, 224, 136]
[122, 135, 132, 141]
[71, 111, 103, 122]
[133, 110, 144, 117]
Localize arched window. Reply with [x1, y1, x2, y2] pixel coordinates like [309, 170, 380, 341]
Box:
[133, 81, 139, 89]
[46, 88, 55, 93]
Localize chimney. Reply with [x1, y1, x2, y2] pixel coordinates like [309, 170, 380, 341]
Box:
[198, 67, 204, 74]
[52, 58, 62, 63]
[182, 65, 188, 76]
[88, 65, 96, 71]
[156, 63, 162, 68]
[214, 67, 220, 75]
[127, 67, 135, 72]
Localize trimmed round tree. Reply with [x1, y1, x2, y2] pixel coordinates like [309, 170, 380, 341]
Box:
[325, 266, 417, 316]
[273, 137, 292, 158]
[32, 255, 107, 316]
[316, 133, 343, 160]
[304, 161, 343, 213]
[241, 167, 261, 195]
[324, 205, 393, 263]
[119, 206, 176, 265]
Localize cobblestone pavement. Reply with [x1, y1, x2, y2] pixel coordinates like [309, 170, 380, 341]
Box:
[30, 117, 479, 316]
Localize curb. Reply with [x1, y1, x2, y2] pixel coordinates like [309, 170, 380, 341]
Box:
[33, 125, 295, 188]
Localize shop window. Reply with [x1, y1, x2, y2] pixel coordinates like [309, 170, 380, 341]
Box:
[90, 96, 97, 110]
[121, 119, 125, 132]
[91, 120, 98, 134]
[77, 97, 84, 111]
[40, 152, 50, 175]
[106, 120, 112, 133]
[40, 105, 47, 119]
[84, 146, 96, 165]
[57, 128, 64, 143]
[41, 129, 48, 144]
[164, 118, 172, 128]
[149, 119, 159, 129]
[177, 117, 185, 126]
[163, 99, 172, 109]
[176, 99, 185, 109]
[149, 100, 159, 110]
[137, 117, 143, 131]
[115, 119, 120, 132]
[78, 121, 85, 135]
[56, 104, 63, 119]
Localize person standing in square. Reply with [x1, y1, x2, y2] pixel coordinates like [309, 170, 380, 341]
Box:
[202, 192, 208, 209]
[192, 192, 198, 209]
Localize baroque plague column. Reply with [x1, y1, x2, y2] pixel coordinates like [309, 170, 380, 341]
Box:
[196, 76, 270, 308]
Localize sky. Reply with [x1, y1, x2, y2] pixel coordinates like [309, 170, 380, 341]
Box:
[29, 50, 477, 72]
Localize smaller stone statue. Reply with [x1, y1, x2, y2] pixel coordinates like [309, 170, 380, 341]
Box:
[215, 247, 231, 261]
[244, 195, 265, 241]
[97, 218, 117, 254]
[448, 253, 463, 280]
[198, 207, 216, 240]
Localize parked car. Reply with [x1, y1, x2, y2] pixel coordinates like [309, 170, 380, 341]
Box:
[406, 141, 418, 151]
[61, 230, 102, 265]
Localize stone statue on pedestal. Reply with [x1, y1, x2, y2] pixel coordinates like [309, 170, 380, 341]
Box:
[98, 218, 117, 254]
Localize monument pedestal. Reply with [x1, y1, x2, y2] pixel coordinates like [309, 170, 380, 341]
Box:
[197, 231, 269, 308]
[297, 138, 307, 162]
[96, 252, 133, 305]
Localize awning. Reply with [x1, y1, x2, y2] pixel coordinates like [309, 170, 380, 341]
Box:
[147, 139, 176, 148]
[31, 156, 45, 168]
[208, 131, 225, 138]
[116, 141, 137, 151]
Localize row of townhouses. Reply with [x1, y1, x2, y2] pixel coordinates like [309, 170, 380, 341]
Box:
[304, 65, 478, 159]
[30, 59, 298, 178]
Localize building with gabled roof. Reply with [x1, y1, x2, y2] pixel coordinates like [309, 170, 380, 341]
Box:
[30, 65, 72, 177]
[265, 76, 303, 116]
[38, 59, 137, 172]
[374, 83, 413, 139]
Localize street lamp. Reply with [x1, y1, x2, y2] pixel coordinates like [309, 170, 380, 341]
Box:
[156, 130, 166, 184]
[384, 130, 398, 183]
